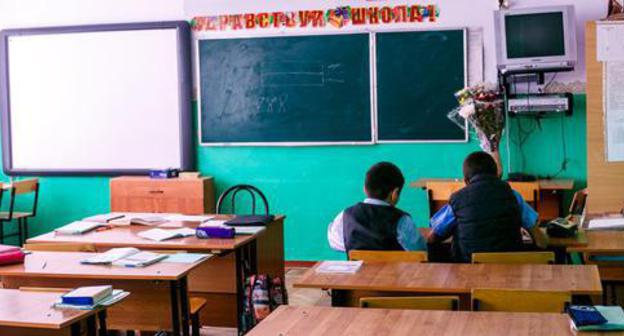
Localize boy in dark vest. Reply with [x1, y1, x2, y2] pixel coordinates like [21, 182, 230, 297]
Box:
[427, 151, 548, 263]
[327, 162, 426, 254]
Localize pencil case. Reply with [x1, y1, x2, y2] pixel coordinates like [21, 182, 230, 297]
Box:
[196, 226, 235, 239]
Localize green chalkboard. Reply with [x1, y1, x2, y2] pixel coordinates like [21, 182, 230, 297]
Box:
[199, 34, 372, 144]
[376, 30, 467, 141]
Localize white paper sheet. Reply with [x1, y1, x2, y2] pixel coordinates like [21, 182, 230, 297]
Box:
[604, 61, 624, 162]
[587, 217, 624, 230]
[597, 23, 624, 62]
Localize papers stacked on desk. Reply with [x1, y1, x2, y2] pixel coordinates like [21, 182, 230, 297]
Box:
[55, 285, 129, 310]
[164, 253, 212, 264]
[55, 221, 106, 235]
[109, 213, 168, 226]
[587, 217, 624, 230]
[315, 260, 363, 274]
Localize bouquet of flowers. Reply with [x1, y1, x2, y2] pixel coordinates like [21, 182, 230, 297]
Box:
[447, 83, 505, 153]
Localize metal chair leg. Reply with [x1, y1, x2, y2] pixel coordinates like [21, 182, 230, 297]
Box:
[17, 218, 23, 246]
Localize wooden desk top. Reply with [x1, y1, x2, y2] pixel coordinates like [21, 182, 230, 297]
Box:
[249, 306, 611, 336]
[27, 216, 284, 251]
[0, 289, 99, 329]
[567, 230, 624, 253]
[294, 262, 602, 295]
[0, 252, 203, 281]
[410, 178, 575, 191]
[418, 228, 588, 248]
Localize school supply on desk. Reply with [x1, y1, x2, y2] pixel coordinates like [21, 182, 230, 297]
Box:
[82, 213, 125, 223]
[164, 253, 212, 264]
[112, 251, 168, 268]
[149, 168, 179, 179]
[315, 260, 363, 274]
[108, 213, 168, 226]
[137, 228, 195, 241]
[55, 221, 107, 235]
[587, 217, 624, 230]
[80, 247, 141, 265]
[546, 216, 578, 238]
[234, 226, 265, 235]
[62, 285, 112, 306]
[0, 245, 26, 265]
[196, 226, 235, 239]
[225, 215, 274, 227]
[55, 287, 129, 310]
[164, 214, 214, 223]
[569, 305, 624, 331]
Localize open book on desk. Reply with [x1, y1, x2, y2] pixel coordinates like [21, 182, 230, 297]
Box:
[81, 247, 167, 267]
[108, 213, 169, 226]
[55, 221, 107, 235]
[137, 228, 196, 241]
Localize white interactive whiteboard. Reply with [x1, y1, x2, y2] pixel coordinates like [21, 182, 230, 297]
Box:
[0, 22, 193, 175]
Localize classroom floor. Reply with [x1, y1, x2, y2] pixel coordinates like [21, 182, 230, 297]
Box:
[198, 266, 326, 336]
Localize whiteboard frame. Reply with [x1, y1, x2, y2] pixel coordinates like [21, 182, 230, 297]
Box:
[373, 27, 469, 144]
[195, 30, 376, 147]
[0, 21, 194, 176]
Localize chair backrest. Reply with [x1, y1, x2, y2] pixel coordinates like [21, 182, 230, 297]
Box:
[348, 250, 428, 263]
[472, 289, 570, 313]
[13, 179, 39, 195]
[360, 296, 459, 311]
[426, 181, 465, 201]
[23, 243, 97, 252]
[569, 188, 588, 215]
[216, 184, 269, 215]
[4, 178, 40, 219]
[19, 287, 70, 293]
[471, 251, 555, 265]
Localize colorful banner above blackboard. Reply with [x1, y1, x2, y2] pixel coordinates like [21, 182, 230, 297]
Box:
[191, 4, 440, 32]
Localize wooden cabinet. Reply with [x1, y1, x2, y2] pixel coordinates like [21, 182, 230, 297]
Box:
[110, 176, 215, 214]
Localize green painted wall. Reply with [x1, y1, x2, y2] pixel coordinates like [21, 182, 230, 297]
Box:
[0, 96, 587, 260]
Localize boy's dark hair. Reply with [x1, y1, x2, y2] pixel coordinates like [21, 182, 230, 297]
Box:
[365, 162, 405, 200]
[463, 151, 498, 181]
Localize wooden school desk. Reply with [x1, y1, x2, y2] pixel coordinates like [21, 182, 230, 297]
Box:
[294, 262, 602, 308]
[411, 178, 575, 221]
[0, 288, 112, 336]
[247, 306, 618, 336]
[27, 215, 286, 330]
[0, 251, 204, 336]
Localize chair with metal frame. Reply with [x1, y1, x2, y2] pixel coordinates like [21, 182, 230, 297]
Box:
[216, 184, 270, 215]
[0, 179, 40, 246]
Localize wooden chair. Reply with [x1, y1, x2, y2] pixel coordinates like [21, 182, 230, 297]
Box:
[509, 181, 540, 212]
[360, 296, 459, 311]
[23, 242, 97, 252]
[348, 250, 428, 262]
[582, 252, 624, 305]
[0, 179, 40, 245]
[471, 251, 555, 265]
[472, 289, 570, 313]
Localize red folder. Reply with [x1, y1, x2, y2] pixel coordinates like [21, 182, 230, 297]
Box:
[0, 245, 25, 265]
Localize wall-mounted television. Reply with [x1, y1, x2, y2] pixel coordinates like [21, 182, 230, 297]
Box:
[494, 5, 577, 74]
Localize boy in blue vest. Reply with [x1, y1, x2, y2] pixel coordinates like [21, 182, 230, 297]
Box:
[327, 162, 427, 254]
[427, 151, 548, 263]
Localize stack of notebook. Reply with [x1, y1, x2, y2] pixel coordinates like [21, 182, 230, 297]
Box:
[569, 305, 624, 331]
[55, 285, 129, 310]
